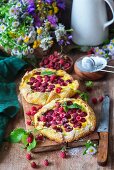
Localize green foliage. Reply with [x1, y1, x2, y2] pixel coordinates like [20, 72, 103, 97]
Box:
[79, 92, 89, 102]
[8, 128, 26, 143]
[85, 81, 94, 88]
[83, 140, 97, 155]
[7, 128, 37, 151]
[76, 90, 89, 102]
[62, 102, 82, 112]
[41, 70, 56, 76]
[27, 138, 37, 152]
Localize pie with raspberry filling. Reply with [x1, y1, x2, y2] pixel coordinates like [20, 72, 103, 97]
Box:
[19, 68, 79, 105]
[34, 98, 96, 143]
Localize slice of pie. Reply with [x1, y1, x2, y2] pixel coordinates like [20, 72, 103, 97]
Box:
[19, 68, 79, 105]
[34, 98, 96, 143]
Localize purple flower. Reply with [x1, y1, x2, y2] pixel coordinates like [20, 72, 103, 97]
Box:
[58, 39, 64, 45]
[45, 0, 54, 4]
[57, 0, 65, 10]
[27, 0, 35, 14]
[33, 14, 42, 27]
[68, 35, 72, 40]
[47, 15, 58, 26]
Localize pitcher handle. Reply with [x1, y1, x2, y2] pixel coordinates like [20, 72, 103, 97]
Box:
[104, 0, 114, 29]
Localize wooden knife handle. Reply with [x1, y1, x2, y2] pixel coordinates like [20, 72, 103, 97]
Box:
[97, 132, 109, 166]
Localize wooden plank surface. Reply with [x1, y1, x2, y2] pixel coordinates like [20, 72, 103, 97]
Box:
[0, 53, 114, 170]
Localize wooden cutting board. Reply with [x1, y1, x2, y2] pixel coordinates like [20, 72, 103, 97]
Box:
[21, 96, 99, 153]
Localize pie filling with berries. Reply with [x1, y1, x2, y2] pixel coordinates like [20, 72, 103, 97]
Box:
[34, 98, 96, 143]
[19, 68, 79, 105]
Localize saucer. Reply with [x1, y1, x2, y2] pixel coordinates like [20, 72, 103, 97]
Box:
[76, 56, 107, 73]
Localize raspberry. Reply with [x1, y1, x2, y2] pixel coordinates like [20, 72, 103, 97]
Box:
[31, 110, 37, 116]
[76, 115, 81, 121]
[56, 87, 62, 93]
[26, 120, 31, 126]
[43, 159, 49, 166]
[31, 162, 37, 168]
[26, 111, 31, 116]
[40, 116, 47, 122]
[36, 135, 44, 141]
[31, 106, 38, 112]
[59, 151, 66, 158]
[26, 153, 32, 160]
[92, 97, 98, 104]
[27, 136, 33, 143]
[98, 96, 104, 103]
[59, 59, 64, 65]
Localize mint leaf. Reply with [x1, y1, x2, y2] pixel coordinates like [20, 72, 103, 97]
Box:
[41, 70, 55, 76]
[8, 128, 26, 143]
[62, 102, 82, 112]
[27, 138, 37, 152]
[85, 81, 94, 88]
[79, 92, 89, 102]
[68, 103, 82, 109]
[21, 134, 29, 146]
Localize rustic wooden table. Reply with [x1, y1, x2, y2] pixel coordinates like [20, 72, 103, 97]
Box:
[0, 53, 114, 170]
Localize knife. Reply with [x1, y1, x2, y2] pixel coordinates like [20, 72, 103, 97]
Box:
[97, 95, 110, 166]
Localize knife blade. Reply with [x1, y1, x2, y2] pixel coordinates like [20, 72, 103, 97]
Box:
[97, 95, 110, 166]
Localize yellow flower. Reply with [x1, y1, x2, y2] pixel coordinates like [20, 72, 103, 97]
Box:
[49, 40, 53, 45]
[24, 36, 29, 43]
[9, 32, 17, 38]
[33, 40, 41, 49]
[37, 28, 42, 35]
[52, 2, 56, 8]
[54, 7, 59, 14]
[48, 10, 53, 15]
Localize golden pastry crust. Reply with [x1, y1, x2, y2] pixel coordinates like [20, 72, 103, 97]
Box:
[19, 68, 79, 105]
[34, 98, 96, 143]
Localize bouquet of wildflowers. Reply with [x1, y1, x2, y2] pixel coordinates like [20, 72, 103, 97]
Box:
[0, 0, 72, 57]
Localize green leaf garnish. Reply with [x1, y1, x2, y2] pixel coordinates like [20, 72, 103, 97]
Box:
[85, 81, 94, 88]
[68, 103, 82, 109]
[7, 128, 26, 143]
[79, 92, 89, 102]
[21, 134, 28, 146]
[27, 138, 37, 152]
[62, 102, 82, 112]
[41, 70, 56, 76]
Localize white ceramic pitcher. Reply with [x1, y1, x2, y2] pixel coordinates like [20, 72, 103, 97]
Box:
[71, 0, 114, 46]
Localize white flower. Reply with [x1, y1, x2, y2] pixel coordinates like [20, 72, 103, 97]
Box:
[22, 49, 29, 55]
[9, 6, 20, 16]
[55, 24, 66, 42]
[39, 36, 53, 51]
[16, 2, 22, 8]
[111, 38, 114, 44]
[29, 31, 36, 38]
[86, 146, 97, 155]
[29, 37, 35, 44]
[94, 47, 105, 56]
[0, 24, 6, 33]
[11, 48, 21, 56]
[29, 48, 34, 54]
[12, 21, 19, 27]
[29, 26, 35, 32]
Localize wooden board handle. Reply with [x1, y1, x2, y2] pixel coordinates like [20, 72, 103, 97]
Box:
[97, 132, 108, 166]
